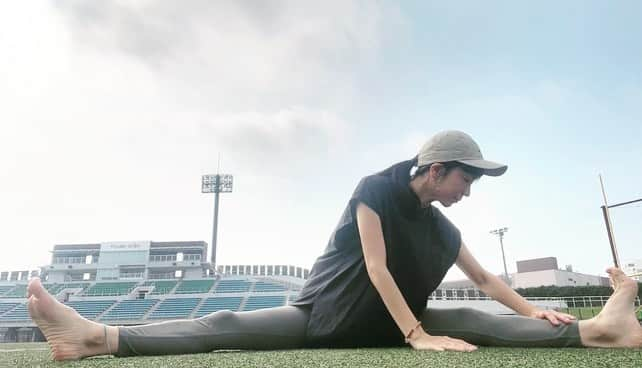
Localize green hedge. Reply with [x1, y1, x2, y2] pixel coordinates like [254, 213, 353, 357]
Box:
[514, 283, 642, 300]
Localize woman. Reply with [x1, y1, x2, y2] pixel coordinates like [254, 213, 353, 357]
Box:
[28, 130, 642, 360]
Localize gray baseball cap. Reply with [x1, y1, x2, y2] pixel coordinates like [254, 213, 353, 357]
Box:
[417, 130, 507, 176]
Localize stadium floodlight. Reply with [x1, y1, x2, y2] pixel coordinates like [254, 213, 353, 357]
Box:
[202, 173, 234, 268]
[490, 227, 510, 284]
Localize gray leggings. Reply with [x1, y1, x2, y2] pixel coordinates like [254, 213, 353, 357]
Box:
[116, 306, 582, 356]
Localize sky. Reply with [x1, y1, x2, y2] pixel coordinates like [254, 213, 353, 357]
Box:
[1, 1, 641, 281]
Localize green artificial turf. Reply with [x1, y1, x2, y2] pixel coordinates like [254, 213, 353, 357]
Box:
[1, 342, 641, 368]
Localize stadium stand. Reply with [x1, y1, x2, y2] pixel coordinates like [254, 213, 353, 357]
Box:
[1, 285, 26, 298]
[101, 299, 159, 321]
[83, 282, 138, 296]
[193, 296, 243, 318]
[242, 295, 286, 311]
[43, 282, 90, 295]
[148, 298, 201, 319]
[214, 279, 251, 293]
[0, 286, 15, 297]
[0, 304, 29, 321]
[0, 303, 20, 316]
[253, 281, 287, 292]
[64, 300, 116, 319]
[143, 280, 178, 295]
[174, 280, 215, 294]
[0, 242, 311, 343]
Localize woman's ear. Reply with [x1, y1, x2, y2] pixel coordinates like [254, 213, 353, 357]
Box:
[430, 163, 446, 180]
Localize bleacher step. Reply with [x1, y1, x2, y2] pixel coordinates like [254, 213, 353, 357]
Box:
[189, 297, 208, 319]
[96, 301, 120, 321]
[142, 297, 164, 319]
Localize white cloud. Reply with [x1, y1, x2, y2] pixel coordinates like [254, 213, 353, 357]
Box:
[0, 1, 404, 271]
[52, 0, 395, 110]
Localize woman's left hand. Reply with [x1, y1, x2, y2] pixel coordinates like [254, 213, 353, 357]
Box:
[530, 309, 576, 326]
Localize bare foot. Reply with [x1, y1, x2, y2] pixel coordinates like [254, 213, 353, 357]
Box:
[27, 277, 118, 360]
[579, 268, 642, 348]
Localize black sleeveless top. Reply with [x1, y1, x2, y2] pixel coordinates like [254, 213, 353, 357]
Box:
[291, 159, 461, 347]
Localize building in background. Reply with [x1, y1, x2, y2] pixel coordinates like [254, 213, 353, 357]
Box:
[437, 256, 610, 292]
[512, 257, 610, 288]
[622, 259, 642, 282]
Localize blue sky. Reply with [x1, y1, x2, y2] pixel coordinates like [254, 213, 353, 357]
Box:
[1, 1, 640, 281]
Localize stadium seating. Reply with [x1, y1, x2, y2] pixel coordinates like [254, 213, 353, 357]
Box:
[83, 282, 138, 296]
[253, 281, 287, 292]
[148, 298, 201, 319]
[0, 302, 20, 316]
[143, 280, 178, 295]
[213, 279, 251, 293]
[242, 295, 286, 311]
[64, 300, 116, 319]
[174, 280, 215, 294]
[101, 299, 159, 321]
[0, 303, 29, 321]
[1, 285, 27, 298]
[43, 282, 90, 295]
[0, 285, 15, 296]
[193, 296, 243, 318]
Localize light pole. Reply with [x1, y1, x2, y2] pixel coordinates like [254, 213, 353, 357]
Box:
[202, 173, 233, 271]
[598, 174, 642, 269]
[490, 227, 510, 284]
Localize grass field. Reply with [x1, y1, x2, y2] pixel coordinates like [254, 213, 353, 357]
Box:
[1, 342, 641, 368]
[562, 307, 603, 319]
[562, 307, 642, 320]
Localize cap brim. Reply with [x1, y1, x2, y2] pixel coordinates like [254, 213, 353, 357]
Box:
[457, 159, 508, 177]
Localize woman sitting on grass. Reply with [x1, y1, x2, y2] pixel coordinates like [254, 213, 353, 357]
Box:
[28, 130, 642, 360]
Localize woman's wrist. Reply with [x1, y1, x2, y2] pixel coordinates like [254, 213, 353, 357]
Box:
[404, 321, 424, 343]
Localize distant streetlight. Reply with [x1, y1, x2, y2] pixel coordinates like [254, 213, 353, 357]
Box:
[490, 227, 510, 283]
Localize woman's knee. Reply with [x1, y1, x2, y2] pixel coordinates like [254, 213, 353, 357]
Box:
[198, 309, 239, 330]
[421, 307, 487, 327]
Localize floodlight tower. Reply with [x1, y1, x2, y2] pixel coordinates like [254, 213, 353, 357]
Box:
[490, 227, 510, 283]
[202, 173, 233, 269]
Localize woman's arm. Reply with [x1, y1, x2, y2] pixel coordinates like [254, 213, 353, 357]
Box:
[356, 203, 477, 351]
[455, 242, 575, 325]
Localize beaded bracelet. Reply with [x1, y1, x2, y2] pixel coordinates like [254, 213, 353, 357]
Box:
[404, 321, 423, 343]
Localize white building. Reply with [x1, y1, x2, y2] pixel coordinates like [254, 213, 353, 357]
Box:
[511, 268, 609, 288]
[437, 257, 610, 291]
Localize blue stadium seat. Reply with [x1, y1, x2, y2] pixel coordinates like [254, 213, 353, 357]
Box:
[253, 281, 287, 292]
[101, 299, 159, 321]
[83, 282, 138, 296]
[143, 280, 178, 295]
[193, 297, 243, 317]
[1, 285, 27, 298]
[214, 279, 251, 293]
[0, 285, 15, 297]
[148, 298, 201, 319]
[44, 283, 90, 295]
[64, 300, 116, 319]
[0, 303, 30, 321]
[174, 280, 215, 294]
[0, 302, 19, 316]
[242, 295, 286, 311]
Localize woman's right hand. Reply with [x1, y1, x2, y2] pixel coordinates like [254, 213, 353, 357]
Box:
[408, 329, 477, 352]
